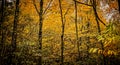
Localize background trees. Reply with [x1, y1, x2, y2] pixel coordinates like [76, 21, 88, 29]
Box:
[0, 0, 120, 65]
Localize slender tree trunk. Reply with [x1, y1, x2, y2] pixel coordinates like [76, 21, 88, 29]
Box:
[33, 0, 53, 64]
[58, 0, 65, 65]
[91, 0, 105, 65]
[0, 0, 5, 49]
[38, 0, 43, 65]
[0, 0, 5, 44]
[74, 0, 80, 60]
[10, 0, 20, 64]
[11, 0, 19, 52]
[0, 0, 5, 65]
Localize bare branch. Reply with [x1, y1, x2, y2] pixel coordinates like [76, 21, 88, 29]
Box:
[63, 4, 72, 25]
[73, 0, 106, 26]
[32, 0, 39, 14]
[97, 14, 106, 26]
[43, 0, 53, 15]
[91, 0, 106, 26]
[73, 0, 92, 6]
[64, 4, 72, 16]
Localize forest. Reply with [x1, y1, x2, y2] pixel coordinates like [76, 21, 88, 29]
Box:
[0, 0, 120, 65]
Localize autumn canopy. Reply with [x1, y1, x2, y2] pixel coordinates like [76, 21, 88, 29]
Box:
[0, 0, 120, 65]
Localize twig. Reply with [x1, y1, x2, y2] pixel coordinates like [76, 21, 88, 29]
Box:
[73, 0, 92, 6]
[32, 0, 40, 14]
[43, 0, 53, 15]
[92, 1, 106, 26]
[63, 4, 72, 25]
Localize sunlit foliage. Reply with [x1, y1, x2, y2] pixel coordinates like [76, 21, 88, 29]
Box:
[0, 0, 120, 65]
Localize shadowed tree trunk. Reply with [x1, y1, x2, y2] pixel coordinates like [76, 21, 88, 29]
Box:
[91, 0, 106, 65]
[58, 0, 65, 65]
[38, 0, 43, 65]
[9, 0, 20, 64]
[73, 0, 80, 61]
[32, 0, 53, 64]
[0, 0, 5, 44]
[0, 0, 5, 65]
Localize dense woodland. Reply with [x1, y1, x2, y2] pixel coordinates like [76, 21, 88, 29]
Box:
[0, 0, 120, 65]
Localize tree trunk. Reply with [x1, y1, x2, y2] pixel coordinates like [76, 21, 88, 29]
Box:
[91, 0, 106, 65]
[58, 0, 65, 65]
[9, 0, 20, 64]
[38, 0, 43, 65]
[74, 0, 80, 61]
[0, 0, 5, 65]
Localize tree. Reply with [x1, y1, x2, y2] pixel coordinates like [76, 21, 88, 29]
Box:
[91, 0, 105, 65]
[38, 0, 43, 65]
[9, 0, 20, 64]
[73, 0, 80, 61]
[0, 0, 5, 65]
[32, 0, 53, 64]
[58, 0, 65, 65]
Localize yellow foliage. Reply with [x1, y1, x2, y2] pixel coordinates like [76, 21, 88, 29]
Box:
[89, 48, 99, 53]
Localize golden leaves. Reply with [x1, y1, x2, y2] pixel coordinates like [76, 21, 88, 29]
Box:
[89, 48, 118, 56]
[89, 48, 99, 53]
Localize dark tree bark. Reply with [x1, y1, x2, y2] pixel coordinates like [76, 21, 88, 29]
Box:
[0, 0, 5, 52]
[91, 0, 106, 65]
[58, 0, 65, 65]
[0, 0, 5, 49]
[73, 0, 80, 61]
[38, 0, 43, 65]
[0, 0, 5, 65]
[9, 0, 20, 64]
[11, 0, 19, 51]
